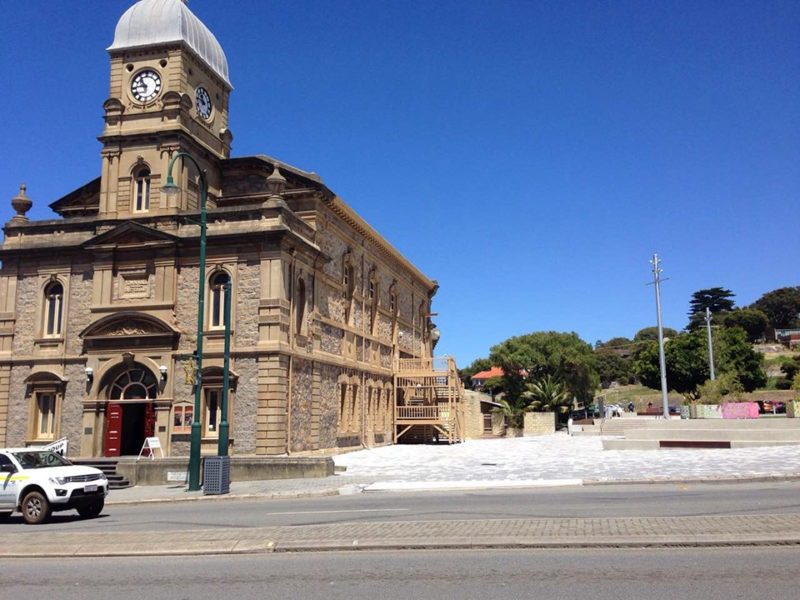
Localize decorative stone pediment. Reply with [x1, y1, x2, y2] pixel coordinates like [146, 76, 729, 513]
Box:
[49, 177, 100, 217]
[82, 221, 179, 251]
[80, 312, 180, 350]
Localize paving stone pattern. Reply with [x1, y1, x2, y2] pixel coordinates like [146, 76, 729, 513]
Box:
[5, 513, 800, 557]
[335, 433, 800, 483]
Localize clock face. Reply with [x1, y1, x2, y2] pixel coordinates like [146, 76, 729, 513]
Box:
[195, 86, 213, 120]
[131, 69, 162, 103]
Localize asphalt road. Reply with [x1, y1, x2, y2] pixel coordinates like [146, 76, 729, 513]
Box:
[3, 480, 800, 531]
[5, 547, 799, 600]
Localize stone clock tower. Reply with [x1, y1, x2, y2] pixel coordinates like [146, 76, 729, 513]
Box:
[99, 0, 233, 218]
[0, 0, 444, 460]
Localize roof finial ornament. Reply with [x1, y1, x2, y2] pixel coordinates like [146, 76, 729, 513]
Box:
[9, 184, 32, 224]
[264, 164, 289, 210]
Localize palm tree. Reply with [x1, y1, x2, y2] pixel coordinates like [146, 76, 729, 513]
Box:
[521, 375, 571, 423]
[496, 396, 529, 429]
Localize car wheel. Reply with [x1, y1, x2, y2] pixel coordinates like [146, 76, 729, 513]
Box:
[77, 499, 104, 519]
[21, 490, 51, 525]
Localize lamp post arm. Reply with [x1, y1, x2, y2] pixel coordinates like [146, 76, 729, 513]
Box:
[165, 151, 208, 193]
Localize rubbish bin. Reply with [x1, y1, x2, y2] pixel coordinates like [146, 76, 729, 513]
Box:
[203, 456, 230, 495]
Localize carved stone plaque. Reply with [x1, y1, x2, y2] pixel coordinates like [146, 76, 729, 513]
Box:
[122, 275, 150, 299]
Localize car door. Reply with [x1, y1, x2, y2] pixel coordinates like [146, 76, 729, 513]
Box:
[0, 453, 18, 510]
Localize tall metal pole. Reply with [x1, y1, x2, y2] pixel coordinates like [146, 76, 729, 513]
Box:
[651, 254, 670, 419]
[218, 281, 232, 457]
[705, 307, 716, 381]
[163, 152, 207, 491]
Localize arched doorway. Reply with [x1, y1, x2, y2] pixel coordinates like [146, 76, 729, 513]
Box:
[104, 366, 158, 456]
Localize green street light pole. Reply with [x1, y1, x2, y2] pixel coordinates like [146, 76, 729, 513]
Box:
[162, 152, 207, 491]
[218, 280, 232, 456]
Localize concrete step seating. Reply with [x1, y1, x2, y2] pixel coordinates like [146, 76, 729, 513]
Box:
[597, 417, 800, 450]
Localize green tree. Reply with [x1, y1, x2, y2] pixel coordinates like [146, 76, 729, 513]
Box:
[720, 308, 769, 342]
[715, 327, 767, 391]
[488, 331, 598, 404]
[780, 356, 800, 382]
[634, 326, 679, 342]
[480, 375, 505, 396]
[696, 372, 745, 404]
[633, 328, 765, 394]
[751, 286, 800, 329]
[688, 287, 736, 316]
[595, 350, 634, 386]
[596, 337, 632, 350]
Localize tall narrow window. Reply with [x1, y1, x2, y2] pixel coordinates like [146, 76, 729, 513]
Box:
[134, 168, 151, 212]
[43, 281, 64, 337]
[339, 384, 348, 433]
[351, 385, 359, 433]
[35, 392, 56, 439]
[204, 388, 221, 437]
[296, 278, 306, 336]
[368, 274, 378, 334]
[209, 271, 231, 329]
[389, 283, 398, 340]
[343, 257, 355, 325]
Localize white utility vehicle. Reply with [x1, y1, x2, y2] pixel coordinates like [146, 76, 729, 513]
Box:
[0, 448, 108, 524]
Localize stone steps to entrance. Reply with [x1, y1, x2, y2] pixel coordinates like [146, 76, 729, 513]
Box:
[71, 458, 132, 489]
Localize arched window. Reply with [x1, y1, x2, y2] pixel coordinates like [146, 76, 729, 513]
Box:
[43, 281, 64, 337]
[209, 271, 231, 329]
[296, 278, 306, 336]
[109, 367, 158, 400]
[134, 168, 151, 212]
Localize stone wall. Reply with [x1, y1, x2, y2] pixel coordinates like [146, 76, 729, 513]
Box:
[524, 412, 556, 436]
[235, 260, 260, 348]
[66, 267, 93, 356]
[61, 363, 88, 452]
[320, 323, 343, 355]
[11, 276, 37, 355]
[232, 357, 258, 454]
[290, 357, 314, 452]
[318, 363, 341, 450]
[175, 264, 199, 351]
[6, 364, 31, 446]
[463, 390, 489, 439]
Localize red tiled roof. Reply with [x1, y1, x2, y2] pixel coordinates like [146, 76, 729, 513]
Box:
[471, 366, 504, 380]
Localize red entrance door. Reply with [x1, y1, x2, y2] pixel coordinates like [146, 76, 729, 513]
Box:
[105, 403, 122, 457]
[144, 402, 156, 438]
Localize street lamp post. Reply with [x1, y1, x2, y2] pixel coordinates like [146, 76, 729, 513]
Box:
[218, 280, 232, 456]
[162, 152, 207, 491]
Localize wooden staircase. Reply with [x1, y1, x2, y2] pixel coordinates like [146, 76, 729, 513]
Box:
[394, 356, 464, 444]
[71, 458, 131, 489]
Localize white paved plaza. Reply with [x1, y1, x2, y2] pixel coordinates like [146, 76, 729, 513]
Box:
[335, 433, 800, 487]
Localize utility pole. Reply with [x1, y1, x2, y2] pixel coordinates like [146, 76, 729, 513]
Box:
[650, 254, 670, 419]
[705, 307, 716, 381]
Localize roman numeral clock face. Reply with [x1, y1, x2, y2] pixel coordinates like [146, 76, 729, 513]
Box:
[130, 69, 162, 103]
[196, 86, 212, 120]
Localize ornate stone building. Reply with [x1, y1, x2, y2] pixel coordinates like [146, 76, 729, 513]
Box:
[0, 0, 440, 457]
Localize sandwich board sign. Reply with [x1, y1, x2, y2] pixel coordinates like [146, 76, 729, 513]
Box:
[138, 436, 163, 460]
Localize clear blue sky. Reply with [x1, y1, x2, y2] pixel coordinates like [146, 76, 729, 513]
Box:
[1, 1, 798, 366]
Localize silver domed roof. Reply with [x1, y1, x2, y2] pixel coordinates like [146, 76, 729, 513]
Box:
[108, 0, 231, 88]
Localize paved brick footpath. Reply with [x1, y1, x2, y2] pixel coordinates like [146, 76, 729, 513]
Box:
[4, 513, 800, 557]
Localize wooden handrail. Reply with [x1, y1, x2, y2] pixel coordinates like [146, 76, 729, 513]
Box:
[396, 405, 440, 420]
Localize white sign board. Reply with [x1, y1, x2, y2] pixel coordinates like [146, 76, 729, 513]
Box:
[137, 436, 163, 460]
[167, 471, 187, 482]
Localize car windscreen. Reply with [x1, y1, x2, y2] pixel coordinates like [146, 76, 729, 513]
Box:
[11, 451, 72, 469]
